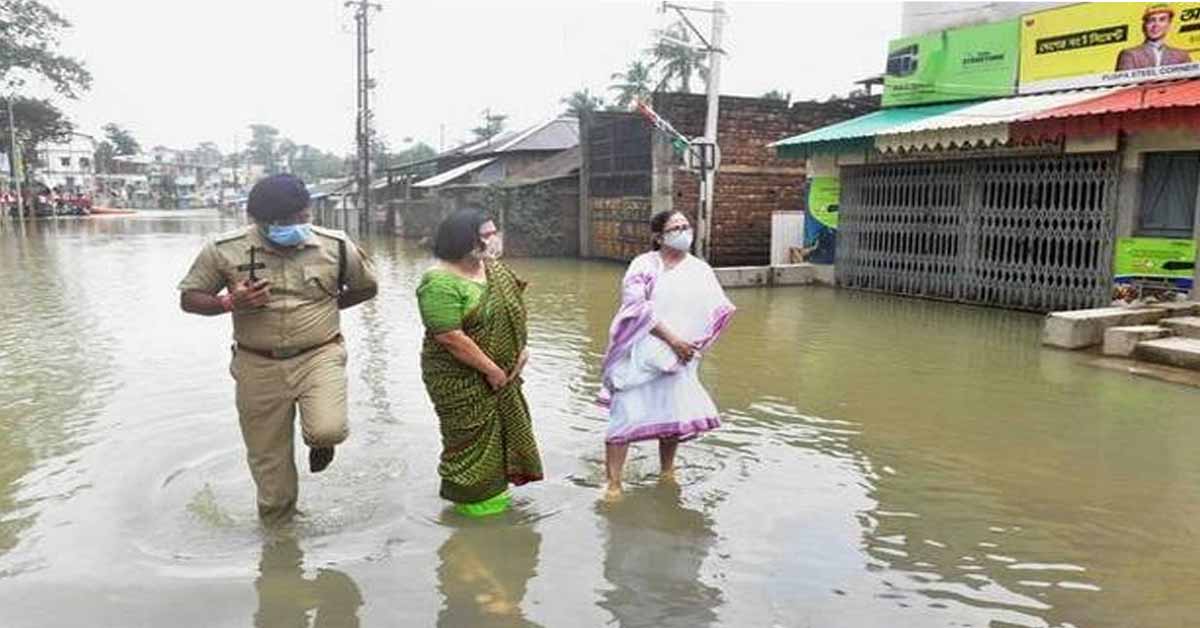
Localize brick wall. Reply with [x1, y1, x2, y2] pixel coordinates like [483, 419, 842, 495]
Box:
[590, 197, 654, 261]
[653, 93, 878, 267]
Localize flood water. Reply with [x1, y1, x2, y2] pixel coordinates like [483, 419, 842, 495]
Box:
[1, 210, 1198, 628]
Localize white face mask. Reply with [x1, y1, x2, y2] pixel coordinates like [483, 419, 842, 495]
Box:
[662, 228, 693, 252]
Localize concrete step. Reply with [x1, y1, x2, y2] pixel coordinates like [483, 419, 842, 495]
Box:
[714, 266, 769, 288]
[1146, 301, 1200, 317]
[1159, 316, 1200, 340]
[1102, 325, 1172, 357]
[1042, 307, 1166, 350]
[1135, 337, 1200, 370]
[771, 264, 817, 286]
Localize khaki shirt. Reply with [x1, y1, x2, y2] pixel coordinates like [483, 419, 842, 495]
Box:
[178, 224, 378, 351]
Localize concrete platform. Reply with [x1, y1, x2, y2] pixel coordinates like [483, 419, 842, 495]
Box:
[1159, 316, 1200, 340]
[714, 263, 835, 288]
[1146, 301, 1200, 317]
[714, 266, 770, 288]
[771, 264, 817, 286]
[1135, 337, 1200, 370]
[1042, 307, 1166, 350]
[1102, 325, 1171, 357]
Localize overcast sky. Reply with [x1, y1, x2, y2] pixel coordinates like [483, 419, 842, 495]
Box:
[47, 0, 899, 155]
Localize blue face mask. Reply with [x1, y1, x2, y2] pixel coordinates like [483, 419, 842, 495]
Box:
[266, 223, 312, 247]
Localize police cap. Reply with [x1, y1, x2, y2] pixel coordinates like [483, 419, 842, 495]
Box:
[246, 174, 311, 222]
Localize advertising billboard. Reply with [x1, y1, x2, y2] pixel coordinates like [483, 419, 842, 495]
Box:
[1114, 237, 1196, 285]
[1020, 2, 1200, 93]
[883, 19, 1020, 107]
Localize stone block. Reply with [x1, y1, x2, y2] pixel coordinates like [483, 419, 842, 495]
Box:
[1042, 307, 1166, 349]
[812, 265, 836, 286]
[1159, 316, 1200, 339]
[1145, 301, 1200, 316]
[1135, 337, 1200, 370]
[770, 264, 816, 286]
[1102, 325, 1171, 356]
[714, 266, 769, 288]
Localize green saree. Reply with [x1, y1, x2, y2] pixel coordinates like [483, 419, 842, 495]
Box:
[420, 261, 543, 504]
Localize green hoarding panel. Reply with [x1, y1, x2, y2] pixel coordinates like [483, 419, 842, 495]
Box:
[809, 176, 840, 229]
[883, 19, 1020, 107]
[1114, 237, 1196, 279]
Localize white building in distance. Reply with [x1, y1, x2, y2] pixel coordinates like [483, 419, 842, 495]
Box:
[38, 133, 97, 193]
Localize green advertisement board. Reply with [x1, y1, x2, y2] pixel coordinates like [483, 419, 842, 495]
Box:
[883, 19, 1021, 107]
[808, 176, 840, 229]
[1114, 237, 1196, 280]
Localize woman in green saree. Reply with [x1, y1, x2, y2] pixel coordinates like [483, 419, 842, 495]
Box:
[417, 209, 543, 517]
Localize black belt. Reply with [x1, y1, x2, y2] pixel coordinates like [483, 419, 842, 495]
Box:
[237, 334, 342, 360]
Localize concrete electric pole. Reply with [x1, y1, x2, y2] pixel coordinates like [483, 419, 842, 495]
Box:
[661, 1, 726, 261]
[6, 94, 26, 224]
[346, 0, 381, 234]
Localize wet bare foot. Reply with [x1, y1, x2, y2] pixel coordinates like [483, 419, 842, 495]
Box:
[659, 468, 678, 485]
[603, 483, 624, 502]
[309, 446, 334, 473]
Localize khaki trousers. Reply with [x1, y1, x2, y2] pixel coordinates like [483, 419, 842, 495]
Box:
[230, 340, 349, 522]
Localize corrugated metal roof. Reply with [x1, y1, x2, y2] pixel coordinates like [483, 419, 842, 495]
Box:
[875, 88, 1121, 152]
[494, 117, 579, 152]
[1027, 79, 1200, 121]
[501, 145, 581, 186]
[412, 157, 496, 189]
[770, 102, 972, 155]
[443, 116, 580, 158]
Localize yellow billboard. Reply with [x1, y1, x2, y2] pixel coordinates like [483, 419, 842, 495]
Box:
[1020, 2, 1200, 93]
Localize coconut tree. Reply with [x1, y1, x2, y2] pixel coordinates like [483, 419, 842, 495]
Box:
[608, 60, 654, 109]
[561, 88, 605, 118]
[646, 22, 709, 94]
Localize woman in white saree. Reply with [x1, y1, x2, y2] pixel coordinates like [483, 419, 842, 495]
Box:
[597, 211, 735, 499]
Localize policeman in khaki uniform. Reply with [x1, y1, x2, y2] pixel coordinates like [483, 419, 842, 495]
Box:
[179, 174, 378, 523]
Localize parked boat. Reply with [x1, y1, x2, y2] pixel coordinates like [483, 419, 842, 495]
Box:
[89, 206, 137, 216]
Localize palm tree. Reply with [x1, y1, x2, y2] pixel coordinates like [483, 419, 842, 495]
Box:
[646, 22, 709, 94]
[561, 88, 605, 118]
[608, 60, 654, 109]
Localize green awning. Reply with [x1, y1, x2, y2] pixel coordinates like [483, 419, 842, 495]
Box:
[771, 101, 976, 159]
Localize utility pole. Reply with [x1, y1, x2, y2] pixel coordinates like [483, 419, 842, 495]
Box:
[346, 0, 381, 234]
[661, 1, 726, 261]
[6, 94, 25, 224]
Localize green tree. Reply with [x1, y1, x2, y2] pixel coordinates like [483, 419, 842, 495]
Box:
[0, 95, 72, 176]
[93, 140, 114, 174]
[647, 22, 709, 94]
[277, 138, 298, 174]
[761, 90, 791, 102]
[291, 144, 348, 182]
[471, 110, 507, 143]
[392, 141, 436, 165]
[608, 60, 654, 109]
[246, 124, 280, 170]
[103, 123, 140, 156]
[195, 141, 221, 161]
[0, 0, 91, 97]
[561, 88, 605, 118]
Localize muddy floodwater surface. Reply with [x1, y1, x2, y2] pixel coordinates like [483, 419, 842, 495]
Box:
[1, 211, 1198, 627]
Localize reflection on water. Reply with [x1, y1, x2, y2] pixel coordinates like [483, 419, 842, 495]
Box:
[255, 532, 363, 628]
[1, 211, 1199, 627]
[436, 515, 542, 628]
[596, 482, 721, 628]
